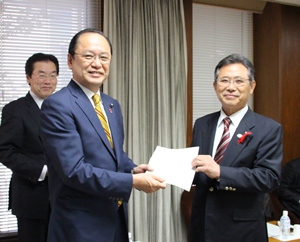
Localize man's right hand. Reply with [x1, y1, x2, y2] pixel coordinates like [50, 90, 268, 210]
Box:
[132, 173, 166, 193]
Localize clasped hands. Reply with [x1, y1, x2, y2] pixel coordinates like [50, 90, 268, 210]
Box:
[132, 164, 166, 193]
[191, 155, 220, 179]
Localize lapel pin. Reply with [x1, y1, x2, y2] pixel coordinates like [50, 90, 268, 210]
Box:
[109, 103, 113, 113]
[237, 131, 252, 144]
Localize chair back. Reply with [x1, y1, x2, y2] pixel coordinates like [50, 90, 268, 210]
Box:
[180, 186, 196, 241]
[269, 190, 300, 225]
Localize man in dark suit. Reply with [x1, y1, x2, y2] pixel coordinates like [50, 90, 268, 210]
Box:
[190, 54, 283, 242]
[39, 28, 166, 242]
[277, 157, 300, 218]
[0, 53, 59, 242]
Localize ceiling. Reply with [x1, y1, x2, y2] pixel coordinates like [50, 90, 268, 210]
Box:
[192, 0, 300, 13]
[268, 0, 300, 6]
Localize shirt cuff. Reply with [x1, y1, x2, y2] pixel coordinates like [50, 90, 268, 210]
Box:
[38, 165, 48, 181]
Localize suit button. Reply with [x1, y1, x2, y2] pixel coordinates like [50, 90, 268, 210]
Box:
[209, 187, 214, 192]
[229, 187, 233, 191]
[232, 188, 236, 191]
[225, 186, 229, 190]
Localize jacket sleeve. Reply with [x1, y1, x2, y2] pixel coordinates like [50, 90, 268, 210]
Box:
[219, 121, 283, 193]
[40, 93, 133, 202]
[0, 102, 45, 183]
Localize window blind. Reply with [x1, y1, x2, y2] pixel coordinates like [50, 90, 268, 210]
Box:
[193, 4, 253, 123]
[0, 0, 100, 235]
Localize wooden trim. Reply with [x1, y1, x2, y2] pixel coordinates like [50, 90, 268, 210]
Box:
[192, 0, 266, 13]
[184, 0, 193, 147]
[0, 235, 18, 242]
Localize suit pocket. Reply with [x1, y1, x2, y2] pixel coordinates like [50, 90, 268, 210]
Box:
[233, 209, 262, 221]
[58, 194, 114, 213]
[57, 186, 114, 213]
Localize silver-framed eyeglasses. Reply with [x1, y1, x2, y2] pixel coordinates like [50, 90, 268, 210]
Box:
[74, 52, 111, 64]
[216, 77, 250, 87]
[34, 73, 57, 81]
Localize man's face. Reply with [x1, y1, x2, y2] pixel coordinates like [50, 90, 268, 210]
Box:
[68, 32, 111, 93]
[213, 63, 256, 116]
[27, 61, 58, 99]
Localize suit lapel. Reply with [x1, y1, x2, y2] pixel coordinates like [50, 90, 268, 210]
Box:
[202, 113, 219, 155]
[68, 81, 116, 159]
[101, 94, 124, 167]
[25, 92, 40, 126]
[101, 96, 119, 148]
[221, 109, 255, 166]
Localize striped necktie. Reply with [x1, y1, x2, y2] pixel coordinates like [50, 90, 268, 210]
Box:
[92, 94, 121, 208]
[214, 117, 231, 164]
[92, 94, 114, 149]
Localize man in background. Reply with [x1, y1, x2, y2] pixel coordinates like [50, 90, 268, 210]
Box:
[39, 28, 166, 242]
[278, 157, 300, 219]
[190, 54, 282, 242]
[0, 53, 59, 242]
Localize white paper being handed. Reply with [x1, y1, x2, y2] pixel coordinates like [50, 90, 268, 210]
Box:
[148, 146, 199, 191]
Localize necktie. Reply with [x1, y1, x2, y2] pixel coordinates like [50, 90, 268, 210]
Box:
[214, 117, 231, 164]
[92, 94, 114, 149]
[92, 94, 121, 208]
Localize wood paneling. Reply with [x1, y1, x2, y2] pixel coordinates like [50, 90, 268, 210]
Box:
[254, 2, 300, 164]
[253, 3, 282, 122]
[193, 0, 266, 13]
[184, 0, 193, 147]
[0, 236, 18, 242]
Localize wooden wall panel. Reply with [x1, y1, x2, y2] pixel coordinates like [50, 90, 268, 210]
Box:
[281, 5, 300, 162]
[254, 2, 300, 164]
[184, 0, 193, 147]
[254, 3, 282, 122]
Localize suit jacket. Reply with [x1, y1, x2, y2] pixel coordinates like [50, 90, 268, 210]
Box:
[190, 108, 283, 242]
[39, 80, 136, 242]
[0, 92, 49, 219]
[277, 157, 300, 218]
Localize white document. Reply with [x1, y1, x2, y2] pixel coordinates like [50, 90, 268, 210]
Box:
[148, 146, 199, 191]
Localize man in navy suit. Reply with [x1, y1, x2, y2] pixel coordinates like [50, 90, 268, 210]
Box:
[0, 53, 59, 242]
[39, 28, 166, 242]
[190, 54, 283, 242]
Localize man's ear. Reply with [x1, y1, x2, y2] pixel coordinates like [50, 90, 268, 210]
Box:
[213, 81, 217, 91]
[67, 54, 73, 70]
[250, 80, 256, 94]
[26, 74, 31, 86]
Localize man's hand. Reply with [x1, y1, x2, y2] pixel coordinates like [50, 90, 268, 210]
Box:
[191, 155, 221, 179]
[132, 173, 166, 193]
[132, 164, 153, 174]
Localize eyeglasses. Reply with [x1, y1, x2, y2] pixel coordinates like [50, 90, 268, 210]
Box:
[34, 73, 57, 81]
[216, 77, 250, 87]
[74, 52, 111, 64]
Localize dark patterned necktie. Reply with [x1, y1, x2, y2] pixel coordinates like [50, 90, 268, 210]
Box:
[214, 117, 231, 164]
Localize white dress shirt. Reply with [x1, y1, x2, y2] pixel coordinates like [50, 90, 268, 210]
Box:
[29, 90, 48, 181]
[212, 105, 248, 158]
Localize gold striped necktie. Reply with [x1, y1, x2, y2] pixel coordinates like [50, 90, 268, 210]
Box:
[92, 94, 121, 208]
[92, 94, 114, 149]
